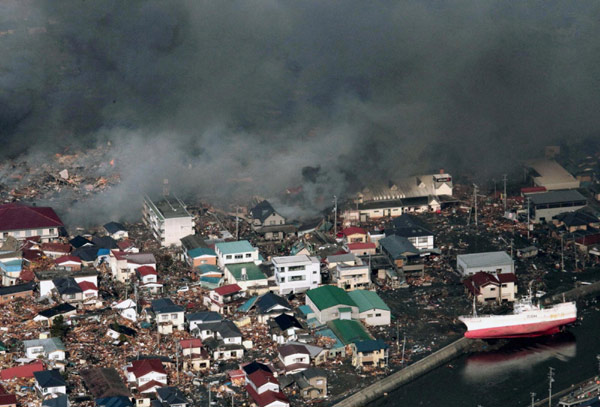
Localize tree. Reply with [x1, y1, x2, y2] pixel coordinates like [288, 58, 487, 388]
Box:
[50, 315, 69, 339]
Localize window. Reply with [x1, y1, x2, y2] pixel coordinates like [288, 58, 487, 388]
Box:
[418, 237, 428, 244]
[234, 254, 243, 259]
[501, 284, 507, 288]
[313, 271, 317, 274]
[375, 313, 381, 317]
[290, 275, 306, 281]
[367, 314, 373, 318]
[245, 253, 252, 258]
[489, 287, 496, 291]
[289, 265, 305, 271]
[225, 255, 232, 259]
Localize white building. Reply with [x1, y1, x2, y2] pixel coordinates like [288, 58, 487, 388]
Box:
[143, 195, 194, 247]
[215, 240, 260, 268]
[529, 190, 587, 223]
[526, 160, 580, 191]
[23, 338, 66, 361]
[272, 255, 321, 295]
[347, 290, 391, 326]
[456, 251, 514, 277]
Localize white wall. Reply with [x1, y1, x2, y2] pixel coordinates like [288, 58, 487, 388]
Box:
[359, 309, 391, 326]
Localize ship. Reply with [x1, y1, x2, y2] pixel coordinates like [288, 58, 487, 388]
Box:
[458, 291, 577, 339]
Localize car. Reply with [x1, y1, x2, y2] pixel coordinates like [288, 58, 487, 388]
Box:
[177, 286, 189, 293]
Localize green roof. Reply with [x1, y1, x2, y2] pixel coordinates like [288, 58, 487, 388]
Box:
[306, 285, 356, 310]
[226, 263, 267, 281]
[188, 247, 216, 258]
[348, 290, 391, 313]
[327, 319, 372, 345]
[215, 240, 255, 255]
[196, 264, 220, 274]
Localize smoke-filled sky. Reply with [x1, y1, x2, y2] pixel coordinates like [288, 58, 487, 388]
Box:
[2, 0, 600, 222]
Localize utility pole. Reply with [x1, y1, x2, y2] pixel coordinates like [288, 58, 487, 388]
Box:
[473, 184, 478, 227]
[527, 197, 531, 240]
[208, 388, 211, 407]
[235, 207, 239, 241]
[176, 340, 180, 384]
[401, 334, 406, 366]
[333, 195, 338, 237]
[573, 233, 578, 271]
[530, 392, 536, 407]
[510, 238, 514, 259]
[503, 174, 507, 213]
[548, 367, 555, 407]
[596, 354, 600, 375]
[561, 235, 565, 272]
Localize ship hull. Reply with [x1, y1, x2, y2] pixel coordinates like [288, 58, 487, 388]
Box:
[463, 317, 577, 339]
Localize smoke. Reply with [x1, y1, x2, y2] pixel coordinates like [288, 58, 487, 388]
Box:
[2, 0, 600, 224]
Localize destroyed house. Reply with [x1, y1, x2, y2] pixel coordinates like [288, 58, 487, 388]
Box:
[36, 269, 98, 298]
[80, 367, 131, 399]
[41, 394, 68, 407]
[0, 281, 35, 304]
[34, 303, 77, 325]
[0, 385, 16, 407]
[0, 203, 64, 243]
[154, 387, 190, 407]
[41, 243, 71, 258]
[553, 210, 600, 232]
[269, 313, 304, 344]
[0, 360, 45, 380]
[23, 337, 66, 361]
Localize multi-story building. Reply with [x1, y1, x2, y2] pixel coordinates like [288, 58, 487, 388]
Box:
[214, 240, 260, 268]
[143, 195, 194, 247]
[272, 255, 321, 295]
[0, 203, 64, 243]
[528, 190, 587, 223]
[335, 260, 370, 291]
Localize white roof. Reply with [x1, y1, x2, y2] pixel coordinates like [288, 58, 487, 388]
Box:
[272, 255, 319, 266]
[457, 251, 513, 268]
[527, 160, 579, 190]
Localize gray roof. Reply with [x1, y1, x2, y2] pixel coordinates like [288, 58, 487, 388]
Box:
[35, 369, 66, 388]
[326, 253, 356, 263]
[529, 190, 586, 205]
[186, 311, 222, 323]
[53, 277, 83, 295]
[23, 337, 66, 353]
[145, 195, 192, 219]
[151, 298, 184, 314]
[379, 235, 419, 258]
[457, 251, 512, 268]
[250, 200, 279, 223]
[156, 386, 189, 406]
[42, 394, 69, 407]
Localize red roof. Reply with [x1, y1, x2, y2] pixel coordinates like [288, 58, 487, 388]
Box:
[214, 284, 242, 296]
[347, 242, 376, 250]
[227, 369, 245, 381]
[497, 273, 517, 284]
[0, 203, 63, 232]
[342, 227, 367, 236]
[136, 266, 157, 277]
[0, 361, 44, 380]
[41, 243, 71, 253]
[111, 250, 127, 260]
[137, 379, 165, 393]
[180, 338, 202, 349]
[55, 255, 81, 265]
[0, 394, 17, 406]
[247, 370, 278, 388]
[22, 249, 43, 262]
[127, 359, 166, 377]
[117, 240, 135, 250]
[78, 281, 98, 291]
[19, 269, 35, 282]
[245, 385, 288, 407]
[521, 186, 547, 194]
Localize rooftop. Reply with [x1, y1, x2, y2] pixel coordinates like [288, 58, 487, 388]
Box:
[215, 240, 255, 255]
[457, 251, 513, 268]
[144, 195, 191, 219]
[271, 255, 319, 266]
[0, 203, 63, 232]
[528, 189, 586, 205]
[225, 263, 267, 281]
[306, 285, 356, 311]
[348, 290, 390, 313]
[327, 319, 372, 345]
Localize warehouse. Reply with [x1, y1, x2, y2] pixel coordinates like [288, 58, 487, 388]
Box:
[526, 160, 580, 191]
[456, 251, 514, 277]
[529, 190, 587, 223]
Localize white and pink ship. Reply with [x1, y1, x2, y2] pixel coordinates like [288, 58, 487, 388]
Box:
[459, 294, 577, 339]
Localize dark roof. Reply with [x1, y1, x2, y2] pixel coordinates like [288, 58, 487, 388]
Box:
[387, 214, 434, 238]
[0, 204, 63, 232]
[38, 303, 76, 319]
[91, 236, 119, 250]
[251, 200, 278, 223]
[80, 368, 131, 399]
[379, 235, 420, 259]
[151, 298, 184, 314]
[156, 387, 189, 406]
[109, 324, 137, 337]
[34, 369, 66, 388]
[272, 313, 303, 331]
[53, 277, 83, 295]
[529, 190, 586, 205]
[103, 222, 127, 234]
[72, 246, 99, 262]
[213, 320, 242, 338]
[42, 394, 68, 407]
[278, 343, 310, 358]
[186, 311, 222, 323]
[180, 234, 208, 251]
[242, 361, 272, 376]
[554, 210, 599, 227]
[300, 367, 327, 380]
[96, 396, 134, 407]
[354, 339, 389, 353]
[0, 281, 35, 296]
[256, 292, 291, 313]
[69, 236, 93, 249]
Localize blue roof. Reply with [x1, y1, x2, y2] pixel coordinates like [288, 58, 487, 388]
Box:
[0, 259, 22, 272]
[97, 248, 110, 256]
[237, 296, 258, 312]
[215, 240, 255, 255]
[256, 292, 291, 313]
[354, 339, 389, 353]
[96, 396, 134, 407]
[298, 305, 313, 318]
[196, 264, 220, 274]
[188, 247, 216, 258]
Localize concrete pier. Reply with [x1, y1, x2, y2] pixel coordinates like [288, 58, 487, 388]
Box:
[332, 337, 473, 407]
[544, 281, 600, 305]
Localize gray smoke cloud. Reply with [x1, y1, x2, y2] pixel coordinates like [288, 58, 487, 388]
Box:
[2, 0, 600, 224]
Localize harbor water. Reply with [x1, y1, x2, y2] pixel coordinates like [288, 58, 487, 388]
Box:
[371, 303, 600, 407]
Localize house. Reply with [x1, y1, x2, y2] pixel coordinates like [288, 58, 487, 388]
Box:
[147, 299, 185, 334]
[334, 260, 371, 291]
[80, 367, 131, 400]
[286, 342, 328, 366]
[42, 394, 69, 407]
[341, 227, 368, 243]
[34, 370, 66, 397]
[278, 344, 310, 374]
[0, 281, 35, 304]
[269, 314, 305, 344]
[387, 213, 435, 250]
[379, 234, 421, 269]
[203, 284, 244, 314]
[517, 246, 539, 258]
[346, 242, 377, 256]
[290, 368, 327, 400]
[143, 195, 195, 247]
[245, 367, 289, 407]
[36, 269, 98, 298]
[224, 263, 268, 292]
[1, 360, 45, 380]
[327, 319, 372, 345]
[179, 339, 209, 371]
[126, 359, 167, 390]
[203, 337, 245, 361]
[250, 201, 286, 229]
[184, 247, 217, 268]
[215, 240, 260, 268]
[272, 255, 321, 295]
[194, 320, 243, 345]
[456, 251, 514, 277]
[255, 292, 292, 322]
[103, 222, 129, 240]
[0, 251, 23, 286]
[305, 285, 358, 324]
[154, 387, 190, 407]
[52, 277, 84, 304]
[109, 251, 156, 283]
[113, 299, 138, 322]
[23, 337, 66, 362]
[0, 385, 17, 407]
[525, 160, 580, 191]
[463, 272, 518, 304]
[106, 324, 137, 342]
[135, 266, 162, 293]
[351, 339, 389, 369]
[34, 303, 77, 326]
[41, 243, 71, 259]
[0, 203, 64, 243]
[553, 210, 600, 233]
[55, 255, 82, 271]
[187, 311, 222, 334]
[347, 290, 391, 326]
[95, 396, 133, 407]
[92, 236, 119, 250]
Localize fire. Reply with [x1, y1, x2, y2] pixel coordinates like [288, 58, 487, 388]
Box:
[109, 159, 115, 166]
